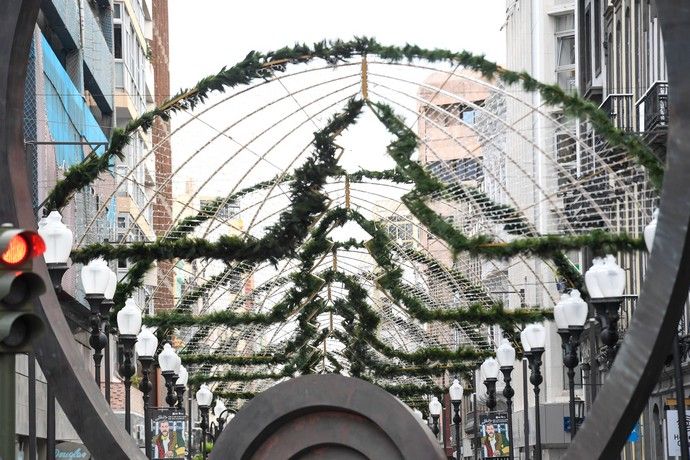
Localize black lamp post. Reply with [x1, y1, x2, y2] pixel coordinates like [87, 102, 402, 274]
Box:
[100, 268, 116, 405]
[158, 343, 181, 408]
[39, 211, 73, 460]
[136, 326, 158, 460]
[554, 290, 588, 439]
[496, 339, 516, 460]
[522, 324, 546, 460]
[175, 366, 188, 410]
[82, 258, 112, 389]
[85, 293, 106, 388]
[584, 256, 627, 355]
[481, 357, 500, 412]
[449, 379, 463, 460]
[46, 263, 69, 293]
[210, 401, 236, 441]
[196, 384, 214, 460]
[428, 396, 442, 440]
[116, 298, 142, 434]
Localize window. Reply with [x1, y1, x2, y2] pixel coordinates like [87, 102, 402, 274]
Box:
[555, 13, 576, 92]
[424, 102, 483, 127]
[584, 6, 592, 86]
[114, 24, 122, 59]
[427, 158, 482, 183]
[113, 2, 122, 19]
[625, 8, 632, 92]
[594, 0, 602, 74]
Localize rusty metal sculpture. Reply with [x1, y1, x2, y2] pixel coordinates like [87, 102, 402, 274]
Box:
[1, 0, 689, 458]
[210, 374, 445, 459]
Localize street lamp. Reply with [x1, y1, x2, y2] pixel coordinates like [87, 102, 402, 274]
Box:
[585, 255, 626, 351]
[136, 326, 157, 459]
[644, 208, 658, 252]
[196, 384, 214, 460]
[175, 365, 188, 410]
[38, 211, 73, 291]
[158, 343, 179, 407]
[38, 211, 73, 458]
[82, 258, 110, 388]
[210, 399, 235, 440]
[449, 379, 464, 460]
[496, 338, 516, 460]
[428, 396, 442, 440]
[481, 357, 500, 412]
[554, 290, 588, 439]
[101, 268, 117, 404]
[117, 297, 142, 434]
[521, 323, 546, 460]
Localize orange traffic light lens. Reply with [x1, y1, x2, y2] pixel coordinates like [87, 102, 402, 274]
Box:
[1, 235, 29, 266]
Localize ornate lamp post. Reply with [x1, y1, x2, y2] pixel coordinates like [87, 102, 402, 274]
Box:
[521, 323, 546, 460]
[428, 396, 442, 440]
[158, 343, 180, 408]
[584, 255, 626, 353]
[520, 329, 532, 460]
[449, 379, 463, 460]
[136, 326, 157, 459]
[116, 297, 142, 433]
[481, 357, 500, 412]
[175, 365, 188, 410]
[81, 258, 110, 388]
[101, 268, 117, 404]
[196, 384, 214, 460]
[554, 290, 588, 439]
[496, 338, 516, 460]
[38, 211, 73, 292]
[210, 399, 235, 440]
[38, 211, 73, 459]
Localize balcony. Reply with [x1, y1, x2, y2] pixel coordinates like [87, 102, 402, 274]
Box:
[599, 93, 634, 131]
[637, 81, 669, 134]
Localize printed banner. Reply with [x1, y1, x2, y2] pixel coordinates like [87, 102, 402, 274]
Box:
[666, 409, 690, 457]
[480, 412, 510, 459]
[149, 407, 187, 459]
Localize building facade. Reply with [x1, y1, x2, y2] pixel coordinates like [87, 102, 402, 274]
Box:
[17, 0, 174, 457]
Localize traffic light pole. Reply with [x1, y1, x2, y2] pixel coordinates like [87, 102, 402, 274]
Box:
[0, 354, 16, 460]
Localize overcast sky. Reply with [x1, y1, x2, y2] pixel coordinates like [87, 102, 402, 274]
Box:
[165, 1, 508, 230]
[165, 2, 509, 285]
[168, 1, 506, 92]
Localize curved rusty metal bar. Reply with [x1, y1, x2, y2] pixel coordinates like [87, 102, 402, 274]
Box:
[0, 1, 145, 458]
[564, 1, 690, 458]
[210, 374, 445, 459]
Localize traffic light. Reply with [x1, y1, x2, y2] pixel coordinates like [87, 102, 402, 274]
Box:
[0, 224, 46, 352]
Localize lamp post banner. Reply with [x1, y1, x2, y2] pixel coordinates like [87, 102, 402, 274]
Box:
[666, 409, 690, 457]
[149, 408, 187, 459]
[480, 412, 510, 459]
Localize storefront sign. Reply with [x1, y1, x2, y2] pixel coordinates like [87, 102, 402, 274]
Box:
[55, 441, 90, 459]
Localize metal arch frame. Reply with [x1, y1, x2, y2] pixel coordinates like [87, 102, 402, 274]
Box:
[0, 1, 145, 458]
[1, 0, 687, 456]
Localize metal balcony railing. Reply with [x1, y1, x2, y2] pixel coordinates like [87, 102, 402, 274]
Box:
[599, 93, 635, 131]
[637, 81, 669, 132]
